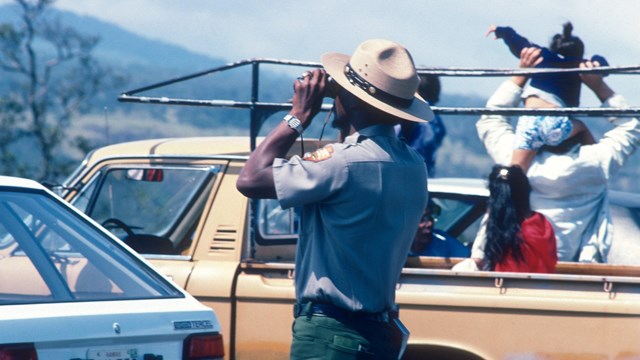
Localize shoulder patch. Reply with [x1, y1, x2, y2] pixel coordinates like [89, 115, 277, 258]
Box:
[303, 145, 334, 162]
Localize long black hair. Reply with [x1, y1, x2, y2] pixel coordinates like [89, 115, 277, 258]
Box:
[484, 165, 532, 270]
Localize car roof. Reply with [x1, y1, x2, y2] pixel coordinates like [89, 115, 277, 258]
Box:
[84, 137, 491, 195]
[0, 175, 45, 190]
[428, 177, 489, 197]
[429, 178, 640, 207]
[428, 179, 640, 205]
[86, 136, 254, 162]
[80, 136, 329, 168]
[79, 137, 640, 205]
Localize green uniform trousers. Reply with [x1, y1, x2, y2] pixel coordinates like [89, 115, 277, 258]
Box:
[290, 314, 400, 360]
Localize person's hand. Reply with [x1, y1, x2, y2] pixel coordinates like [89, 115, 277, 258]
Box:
[290, 69, 327, 129]
[451, 258, 481, 272]
[518, 47, 543, 69]
[579, 60, 614, 102]
[511, 47, 542, 88]
[485, 25, 498, 39]
[579, 60, 604, 88]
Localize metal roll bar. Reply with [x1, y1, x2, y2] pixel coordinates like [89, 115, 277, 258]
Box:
[118, 58, 640, 150]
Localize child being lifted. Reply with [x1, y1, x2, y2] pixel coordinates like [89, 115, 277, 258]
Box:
[487, 22, 608, 171]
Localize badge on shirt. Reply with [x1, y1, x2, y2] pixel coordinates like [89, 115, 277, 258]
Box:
[303, 145, 334, 162]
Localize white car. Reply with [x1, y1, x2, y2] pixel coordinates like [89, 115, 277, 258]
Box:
[0, 176, 223, 359]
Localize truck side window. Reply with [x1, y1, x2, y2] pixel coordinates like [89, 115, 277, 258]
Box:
[256, 199, 299, 243]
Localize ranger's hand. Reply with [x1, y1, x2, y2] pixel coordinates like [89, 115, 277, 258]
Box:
[291, 69, 327, 129]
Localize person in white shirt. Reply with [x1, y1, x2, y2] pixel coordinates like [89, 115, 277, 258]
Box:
[469, 47, 640, 265]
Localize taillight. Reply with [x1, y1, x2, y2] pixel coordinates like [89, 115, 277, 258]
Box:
[182, 332, 224, 360]
[0, 343, 38, 360]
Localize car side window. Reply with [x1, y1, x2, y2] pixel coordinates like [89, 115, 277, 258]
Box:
[0, 217, 51, 299]
[0, 190, 181, 304]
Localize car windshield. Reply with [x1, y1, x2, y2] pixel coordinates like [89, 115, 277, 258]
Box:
[0, 187, 182, 304]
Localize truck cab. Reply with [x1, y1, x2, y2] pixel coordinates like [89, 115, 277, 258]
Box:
[60, 135, 496, 359]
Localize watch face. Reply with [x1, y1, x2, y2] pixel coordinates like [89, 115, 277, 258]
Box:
[286, 115, 302, 133]
[290, 118, 301, 127]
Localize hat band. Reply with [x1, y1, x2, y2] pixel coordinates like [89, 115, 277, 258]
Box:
[345, 63, 413, 108]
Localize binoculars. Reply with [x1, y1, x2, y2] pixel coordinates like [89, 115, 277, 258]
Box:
[324, 76, 340, 99]
[297, 72, 340, 99]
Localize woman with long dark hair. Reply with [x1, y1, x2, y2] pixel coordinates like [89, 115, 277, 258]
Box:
[484, 165, 557, 272]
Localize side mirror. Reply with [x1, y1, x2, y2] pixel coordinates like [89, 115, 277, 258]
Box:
[41, 181, 65, 196]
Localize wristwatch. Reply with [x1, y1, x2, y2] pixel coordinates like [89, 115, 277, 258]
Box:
[283, 114, 303, 135]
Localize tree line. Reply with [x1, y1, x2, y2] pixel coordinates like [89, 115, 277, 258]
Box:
[0, 0, 122, 181]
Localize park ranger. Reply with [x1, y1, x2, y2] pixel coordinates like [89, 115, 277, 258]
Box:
[236, 39, 433, 359]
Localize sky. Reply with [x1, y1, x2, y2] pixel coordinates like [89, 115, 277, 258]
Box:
[3, 0, 640, 106]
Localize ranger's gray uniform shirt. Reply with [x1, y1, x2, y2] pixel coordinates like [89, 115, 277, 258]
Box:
[273, 124, 428, 313]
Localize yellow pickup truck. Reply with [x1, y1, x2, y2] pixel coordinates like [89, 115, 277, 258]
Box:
[58, 135, 640, 360]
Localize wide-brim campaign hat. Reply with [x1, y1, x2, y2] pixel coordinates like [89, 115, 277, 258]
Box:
[322, 39, 434, 123]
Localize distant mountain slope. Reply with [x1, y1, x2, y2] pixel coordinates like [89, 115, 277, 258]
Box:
[0, 3, 285, 129]
[0, 4, 226, 70]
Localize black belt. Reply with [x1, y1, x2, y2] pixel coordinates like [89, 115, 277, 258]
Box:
[293, 301, 397, 323]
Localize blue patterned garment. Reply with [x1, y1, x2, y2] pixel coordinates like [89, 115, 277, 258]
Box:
[395, 114, 446, 176]
[514, 115, 573, 150]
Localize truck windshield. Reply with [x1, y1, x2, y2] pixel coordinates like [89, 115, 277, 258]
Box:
[71, 166, 216, 240]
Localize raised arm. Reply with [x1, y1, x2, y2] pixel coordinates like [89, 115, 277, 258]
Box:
[486, 25, 535, 59]
[511, 47, 543, 87]
[236, 69, 327, 199]
[580, 60, 640, 178]
[476, 47, 543, 165]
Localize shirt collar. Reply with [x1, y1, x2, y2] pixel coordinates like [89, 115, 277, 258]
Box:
[345, 124, 396, 145]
